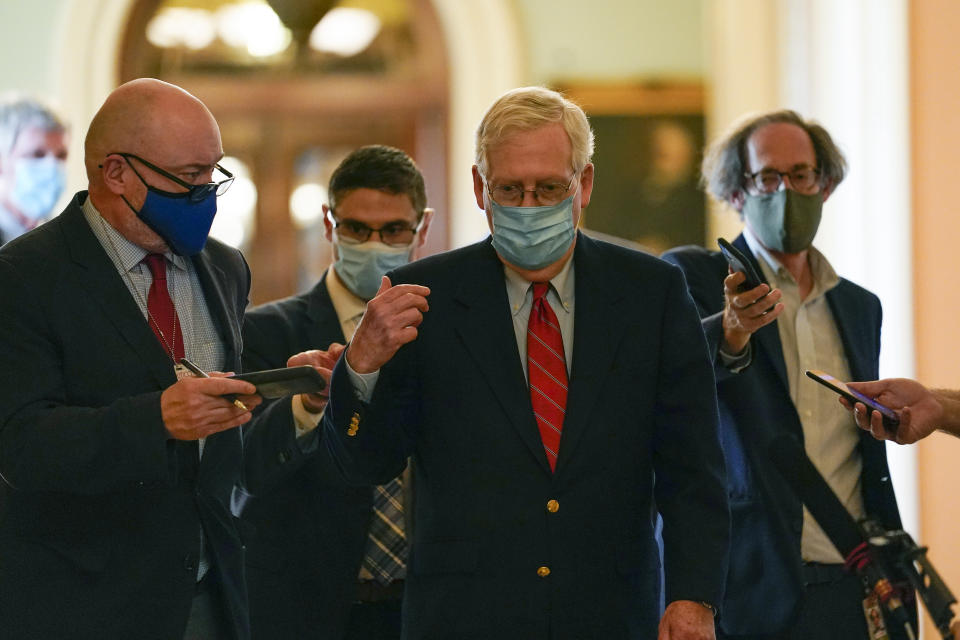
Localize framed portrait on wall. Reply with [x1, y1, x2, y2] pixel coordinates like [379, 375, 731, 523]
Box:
[557, 82, 707, 256]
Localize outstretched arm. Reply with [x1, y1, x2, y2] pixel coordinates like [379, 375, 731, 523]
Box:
[843, 378, 960, 443]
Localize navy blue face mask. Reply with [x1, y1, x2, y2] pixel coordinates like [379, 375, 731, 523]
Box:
[123, 188, 217, 256]
[114, 153, 232, 256]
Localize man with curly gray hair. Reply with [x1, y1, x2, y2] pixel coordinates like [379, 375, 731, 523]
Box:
[663, 110, 911, 640]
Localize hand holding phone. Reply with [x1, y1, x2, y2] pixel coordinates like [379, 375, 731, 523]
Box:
[718, 237, 763, 292]
[805, 369, 900, 432]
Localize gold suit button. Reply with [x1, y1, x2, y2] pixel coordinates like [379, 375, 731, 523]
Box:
[546, 499, 559, 513]
[537, 566, 551, 578]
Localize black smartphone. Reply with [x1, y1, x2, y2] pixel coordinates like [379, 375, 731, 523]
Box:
[718, 237, 764, 292]
[805, 369, 900, 432]
[230, 365, 327, 399]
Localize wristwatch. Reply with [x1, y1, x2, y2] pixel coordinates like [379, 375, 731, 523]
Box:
[698, 601, 717, 617]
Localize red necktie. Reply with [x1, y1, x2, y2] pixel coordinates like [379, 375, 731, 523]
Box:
[527, 282, 568, 471]
[143, 253, 185, 362]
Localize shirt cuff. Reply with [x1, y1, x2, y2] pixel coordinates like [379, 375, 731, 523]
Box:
[292, 394, 323, 438]
[718, 341, 752, 373]
[345, 356, 380, 403]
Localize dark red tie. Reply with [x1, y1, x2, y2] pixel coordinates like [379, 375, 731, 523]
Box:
[143, 253, 185, 362]
[527, 283, 568, 471]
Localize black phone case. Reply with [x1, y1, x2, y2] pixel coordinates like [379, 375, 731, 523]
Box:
[718, 237, 763, 291]
[231, 365, 326, 399]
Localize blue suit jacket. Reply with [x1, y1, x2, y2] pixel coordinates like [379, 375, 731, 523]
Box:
[0, 193, 301, 640]
[324, 233, 730, 640]
[240, 274, 376, 639]
[663, 235, 903, 635]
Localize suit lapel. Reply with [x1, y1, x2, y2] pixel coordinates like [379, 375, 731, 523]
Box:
[734, 234, 789, 392]
[555, 234, 627, 472]
[191, 248, 247, 476]
[306, 273, 347, 346]
[192, 250, 241, 371]
[453, 241, 551, 473]
[61, 199, 176, 389]
[826, 285, 874, 382]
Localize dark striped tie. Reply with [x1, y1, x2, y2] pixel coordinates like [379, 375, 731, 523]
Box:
[361, 476, 407, 585]
[527, 282, 568, 471]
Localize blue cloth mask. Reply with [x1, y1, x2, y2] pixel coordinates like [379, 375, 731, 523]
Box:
[124, 185, 218, 256]
[489, 194, 576, 271]
[10, 156, 65, 223]
[334, 238, 414, 300]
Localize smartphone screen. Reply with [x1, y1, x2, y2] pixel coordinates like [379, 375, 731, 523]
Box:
[805, 369, 900, 431]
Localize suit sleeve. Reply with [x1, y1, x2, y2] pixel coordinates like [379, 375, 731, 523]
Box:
[0, 256, 175, 495]
[236, 308, 317, 497]
[322, 342, 414, 487]
[653, 264, 731, 608]
[662, 249, 740, 383]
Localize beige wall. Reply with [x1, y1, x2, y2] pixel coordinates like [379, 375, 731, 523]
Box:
[911, 1, 960, 636]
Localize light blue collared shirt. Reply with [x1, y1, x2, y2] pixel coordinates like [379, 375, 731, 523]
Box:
[348, 250, 577, 400]
[503, 255, 575, 380]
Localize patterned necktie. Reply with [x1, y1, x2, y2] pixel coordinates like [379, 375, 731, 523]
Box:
[142, 253, 185, 362]
[527, 282, 568, 471]
[361, 476, 407, 585]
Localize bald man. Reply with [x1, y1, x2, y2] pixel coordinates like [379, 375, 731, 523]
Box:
[0, 79, 310, 640]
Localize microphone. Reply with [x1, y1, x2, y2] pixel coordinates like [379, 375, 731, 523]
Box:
[768, 435, 915, 638]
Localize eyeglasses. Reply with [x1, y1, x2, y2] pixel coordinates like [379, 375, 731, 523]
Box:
[328, 211, 424, 247]
[484, 175, 577, 207]
[108, 152, 234, 202]
[744, 166, 820, 194]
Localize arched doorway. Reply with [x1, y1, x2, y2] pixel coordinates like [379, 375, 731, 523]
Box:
[110, 0, 446, 304]
[56, 0, 523, 302]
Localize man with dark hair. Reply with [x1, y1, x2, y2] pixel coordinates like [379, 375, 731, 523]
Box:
[663, 110, 909, 640]
[0, 94, 68, 245]
[241, 145, 433, 640]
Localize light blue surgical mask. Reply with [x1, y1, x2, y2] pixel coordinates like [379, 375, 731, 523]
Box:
[10, 156, 66, 223]
[489, 194, 576, 271]
[333, 237, 415, 300]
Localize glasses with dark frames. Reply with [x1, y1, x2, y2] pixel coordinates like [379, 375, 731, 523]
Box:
[106, 152, 234, 202]
[744, 166, 821, 194]
[327, 210, 425, 247]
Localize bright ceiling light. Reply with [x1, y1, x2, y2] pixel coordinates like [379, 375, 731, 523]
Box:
[216, 1, 291, 57]
[309, 7, 382, 57]
[147, 7, 217, 50]
[290, 182, 328, 229]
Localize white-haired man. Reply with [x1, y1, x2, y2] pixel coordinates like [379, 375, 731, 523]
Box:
[322, 86, 730, 640]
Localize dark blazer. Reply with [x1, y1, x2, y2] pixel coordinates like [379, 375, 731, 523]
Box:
[241, 274, 375, 639]
[323, 233, 730, 640]
[662, 234, 904, 635]
[0, 192, 301, 640]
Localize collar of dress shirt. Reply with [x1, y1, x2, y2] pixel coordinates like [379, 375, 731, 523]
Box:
[741, 225, 840, 296]
[503, 252, 575, 318]
[81, 195, 187, 273]
[325, 265, 368, 327]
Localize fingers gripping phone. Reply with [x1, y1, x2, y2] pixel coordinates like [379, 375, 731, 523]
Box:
[718, 237, 763, 292]
[805, 369, 901, 432]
